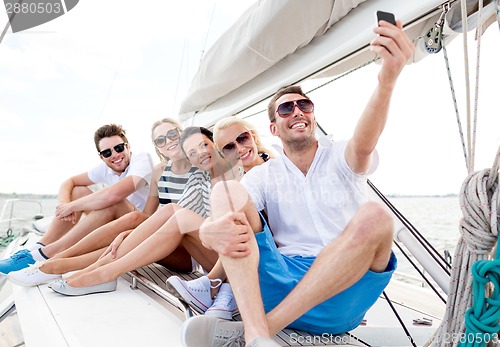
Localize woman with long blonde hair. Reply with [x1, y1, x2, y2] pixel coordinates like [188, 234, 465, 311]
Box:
[166, 116, 275, 319]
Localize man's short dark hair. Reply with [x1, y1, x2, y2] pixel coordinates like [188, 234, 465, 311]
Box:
[267, 85, 309, 123]
[94, 124, 128, 152]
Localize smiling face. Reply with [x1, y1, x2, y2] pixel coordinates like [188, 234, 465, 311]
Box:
[270, 93, 317, 150]
[215, 123, 261, 172]
[152, 122, 183, 161]
[98, 135, 131, 174]
[182, 133, 220, 172]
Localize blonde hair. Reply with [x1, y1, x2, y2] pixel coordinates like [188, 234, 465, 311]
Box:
[213, 117, 274, 159]
[151, 118, 184, 162]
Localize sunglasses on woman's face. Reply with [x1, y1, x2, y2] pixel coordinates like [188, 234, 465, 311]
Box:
[99, 142, 127, 158]
[221, 131, 252, 158]
[154, 128, 180, 148]
[275, 99, 314, 118]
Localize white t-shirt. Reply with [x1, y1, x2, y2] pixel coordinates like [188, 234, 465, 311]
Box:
[87, 151, 153, 211]
[242, 136, 378, 257]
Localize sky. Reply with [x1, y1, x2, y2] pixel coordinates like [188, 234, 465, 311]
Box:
[0, 0, 498, 196]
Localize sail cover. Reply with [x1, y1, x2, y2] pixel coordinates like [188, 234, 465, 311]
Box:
[180, 0, 367, 118]
[179, 0, 468, 125]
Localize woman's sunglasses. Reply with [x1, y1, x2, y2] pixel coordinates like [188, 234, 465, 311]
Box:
[275, 99, 314, 117]
[154, 128, 180, 148]
[99, 142, 127, 158]
[221, 131, 252, 158]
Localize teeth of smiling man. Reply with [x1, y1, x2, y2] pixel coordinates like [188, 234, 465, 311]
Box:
[291, 123, 306, 129]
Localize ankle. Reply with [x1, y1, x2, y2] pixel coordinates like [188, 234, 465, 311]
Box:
[244, 323, 270, 343]
[43, 259, 68, 275]
[40, 262, 53, 274]
[209, 278, 222, 298]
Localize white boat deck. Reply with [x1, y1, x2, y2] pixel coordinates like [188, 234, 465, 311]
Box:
[13, 275, 184, 347]
[10, 262, 445, 347]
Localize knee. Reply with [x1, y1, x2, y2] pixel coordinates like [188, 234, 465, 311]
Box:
[124, 211, 145, 225]
[352, 202, 393, 243]
[157, 203, 180, 222]
[71, 186, 92, 201]
[210, 181, 252, 215]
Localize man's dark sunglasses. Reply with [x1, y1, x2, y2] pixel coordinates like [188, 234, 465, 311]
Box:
[99, 143, 127, 158]
[221, 131, 252, 158]
[154, 128, 180, 148]
[275, 99, 314, 117]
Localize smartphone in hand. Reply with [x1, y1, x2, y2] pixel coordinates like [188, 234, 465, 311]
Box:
[376, 11, 396, 26]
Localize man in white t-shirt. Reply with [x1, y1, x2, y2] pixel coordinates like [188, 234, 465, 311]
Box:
[0, 124, 153, 274]
[180, 20, 414, 347]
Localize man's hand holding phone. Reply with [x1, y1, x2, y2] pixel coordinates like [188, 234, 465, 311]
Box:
[371, 11, 414, 87]
[376, 10, 396, 26]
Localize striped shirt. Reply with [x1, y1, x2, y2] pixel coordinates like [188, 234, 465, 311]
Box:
[177, 154, 271, 218]
[177, 170, 211, 218]
[158, 162, 197, 206]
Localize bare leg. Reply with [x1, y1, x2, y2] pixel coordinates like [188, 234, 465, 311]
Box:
[265, 201, 393, 335]
[42, 248, 106, 274]
[39, 186, 92, 245]
[41, 199, 136, 258]
[69, 203, 181, 275]
[210, 182, 394, 342]
[65, 208, 217, 287]
[52, 211, 149, 260]
[209, 181, 269, 340]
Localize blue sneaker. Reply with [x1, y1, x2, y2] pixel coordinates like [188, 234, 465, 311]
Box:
[0, 249, 35, 275]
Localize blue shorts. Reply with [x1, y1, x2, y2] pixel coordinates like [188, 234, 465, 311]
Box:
[256, 217, 397, 335]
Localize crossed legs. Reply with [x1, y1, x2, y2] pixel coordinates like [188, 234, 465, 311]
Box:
[63, 206, 218, 288]
[40, 211, 151, 275]
[208, 181, 394, 342]
[39, 186, 93, 245]
[40, 199, 136, 259]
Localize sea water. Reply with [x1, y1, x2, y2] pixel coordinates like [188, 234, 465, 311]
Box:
[0, 196, 462, 252]
[387, 196, 462, 281]
[0, 196, 463, 272]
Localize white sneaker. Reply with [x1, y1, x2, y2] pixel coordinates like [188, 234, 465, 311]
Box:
[205, 283, 238, 320]
[8, 261, 61, 286]
[181, 316, 245, 347]
[166, 275, 218, 313]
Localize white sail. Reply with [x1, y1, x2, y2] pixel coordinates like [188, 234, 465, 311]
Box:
[179, 0, 495, 127]
[180, 0, 368, 118]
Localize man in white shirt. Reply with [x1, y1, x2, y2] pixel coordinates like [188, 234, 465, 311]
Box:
[0, 124, 153, 274]
[180, 19, 414, 347]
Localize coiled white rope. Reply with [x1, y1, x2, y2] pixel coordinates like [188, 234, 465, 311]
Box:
[426, 0, 500, 344]
[428, 146, 500, 347]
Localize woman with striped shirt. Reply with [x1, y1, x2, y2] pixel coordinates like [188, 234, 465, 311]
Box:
[167, 117, 274, 319]
[50, 125, 271, 300]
